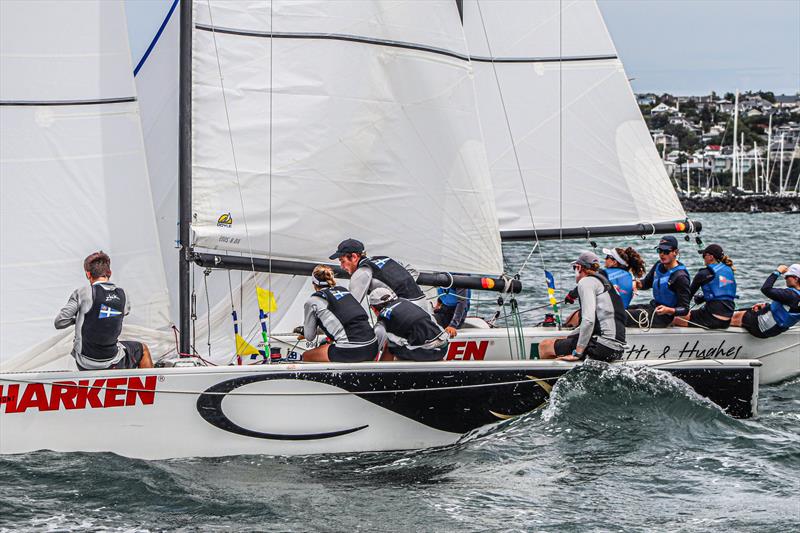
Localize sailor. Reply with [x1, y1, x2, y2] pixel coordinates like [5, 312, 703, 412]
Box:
[539, 251, 626, 362]
[563, 246, 645, 326]
[369, 288, 448, 361]
[298, 265, 379, 362]
[731, 264, 800, 338]
[673, 244, 737, 329]
[329, 238, 432, 314]
[433, 287, 470, 337]
[626, 235, 691, 328]
[54, 251, 153, 370]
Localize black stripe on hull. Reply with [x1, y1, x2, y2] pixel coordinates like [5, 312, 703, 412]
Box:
[195, 364, 756, 441]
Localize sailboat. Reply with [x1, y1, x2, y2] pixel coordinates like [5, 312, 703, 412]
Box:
[0, 0, 763, 459]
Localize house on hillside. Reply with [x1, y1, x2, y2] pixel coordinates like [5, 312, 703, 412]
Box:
[651, 102, 678, 115]
[714, 100, 734, 114]
[652, 131, 679, 153]
[637, 93, 657, 106]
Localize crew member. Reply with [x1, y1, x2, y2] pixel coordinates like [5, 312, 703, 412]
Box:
[54, 251, 153, 370]
[329, 238, 431, 313]
[731, 264, 800, 338]
[299, 265, 379, 362]
[369, 288, 448, 361]
[626, 235, 691, 328]
[564, 246, 645, 326]
[539, 251, 626, 362]
[674, 244, 737, 329]
[433, 287, 470, 337]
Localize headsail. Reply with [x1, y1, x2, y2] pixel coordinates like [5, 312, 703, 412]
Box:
[190, 0, 503, 275]
[0, 0, 171, 367]
[462, 0, 687, 237]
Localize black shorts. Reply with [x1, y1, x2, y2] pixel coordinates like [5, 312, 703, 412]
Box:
[686, 306, 731, 329]
[78, 341, 144, 371]
[740, 308, 785, 339]
[553, 336, 622, 362]
[389, 343, 447, 362]
[328, 341, 379, 362]
[625, 304, 675, 328]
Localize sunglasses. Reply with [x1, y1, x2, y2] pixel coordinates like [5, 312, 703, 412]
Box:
[658, 249, 676, 255]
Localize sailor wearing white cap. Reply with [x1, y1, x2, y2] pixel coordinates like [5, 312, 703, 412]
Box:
[731, 263, 800, 338]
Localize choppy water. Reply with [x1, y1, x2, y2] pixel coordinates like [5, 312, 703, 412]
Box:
[1, 212, 798, 532]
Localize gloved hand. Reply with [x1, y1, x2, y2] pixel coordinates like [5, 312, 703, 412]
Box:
[292, 325, 304, 335]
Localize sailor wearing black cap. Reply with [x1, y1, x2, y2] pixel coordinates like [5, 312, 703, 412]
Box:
[299, 265, 379, 362]
[539, 251, 626, 362]
[368, 288, 448, 361]
[673, 244, 737, 329]
[731, 264, 800, 338]
[329, 238, 431, 314]
[626, 235, 691, 328]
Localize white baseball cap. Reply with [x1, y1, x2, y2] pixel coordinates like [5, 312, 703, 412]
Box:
[785, 264, 800, 279]
[368, 287, 397, 306]
[602, 248, 628, 268]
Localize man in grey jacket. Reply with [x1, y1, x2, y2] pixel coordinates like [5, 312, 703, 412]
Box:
[539, 251, 627, 362]
[54, 251, 152, 370]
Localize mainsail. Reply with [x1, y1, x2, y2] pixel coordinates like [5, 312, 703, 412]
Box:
[190, 0, 503, 276]
[0, 0, 171, 369]
[462, 0, 687, 237]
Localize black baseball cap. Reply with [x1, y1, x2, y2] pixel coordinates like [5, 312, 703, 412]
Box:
[329, 238, 364, 259]
[655, 235, 679, 252]
[698, 243, 724, 260]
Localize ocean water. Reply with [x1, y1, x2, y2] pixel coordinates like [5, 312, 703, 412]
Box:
[1, 212, 798, 532]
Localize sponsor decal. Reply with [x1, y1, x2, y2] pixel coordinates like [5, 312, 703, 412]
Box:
[217, 212, 233, 228]
[0, 376, 157, 414]
[105, 294, 120, 302]
[98, 304, 122, 319]
[622, 340, 744, 360]
[719, 275, 734, 286]
[446, 340, 489, 361]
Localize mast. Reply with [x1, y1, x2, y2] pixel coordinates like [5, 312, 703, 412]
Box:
[178, 0, 193, 355]
[779, 134, 785, 196]
[732, 90, 739, 189]
[766, 113, 772, 194]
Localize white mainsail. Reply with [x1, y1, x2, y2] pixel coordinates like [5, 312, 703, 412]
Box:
[462, 0, 685, 233]
[191, 0, 503, 276]
[0, 0, 171, 369]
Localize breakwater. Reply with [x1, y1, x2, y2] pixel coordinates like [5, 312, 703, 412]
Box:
[680, 195, 798, 212]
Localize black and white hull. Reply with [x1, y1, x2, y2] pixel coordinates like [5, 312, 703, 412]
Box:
[0, 359, 759, 459]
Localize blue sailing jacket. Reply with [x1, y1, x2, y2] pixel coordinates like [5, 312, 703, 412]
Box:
[701, 263, 737, 302]
[437, 287, 470, 308]
[652, 264, 688, 307]
[603, 267, 634, 308]
[769, 288, 800, 329]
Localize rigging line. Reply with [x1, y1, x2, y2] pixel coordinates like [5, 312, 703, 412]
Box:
[204, 0, 257, 277]
[559, 0, 563, 238]
[266, 0, 275, 356]
[474, 0, 549, 277]
[203, 270, 212, 359]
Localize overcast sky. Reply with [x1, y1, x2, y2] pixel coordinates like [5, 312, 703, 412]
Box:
[127, 0, 800, 95]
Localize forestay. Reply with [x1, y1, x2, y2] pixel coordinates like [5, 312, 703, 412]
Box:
[0, 0, 171, 369]
[462, 0, 685, 233]
[191, 0, 503, 275]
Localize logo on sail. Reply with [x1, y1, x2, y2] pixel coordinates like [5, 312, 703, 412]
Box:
[217, 213, 233, 228]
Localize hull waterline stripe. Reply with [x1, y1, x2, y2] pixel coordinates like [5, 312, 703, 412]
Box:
[0, 97, 137, 107]
[194, 24, 617, 64]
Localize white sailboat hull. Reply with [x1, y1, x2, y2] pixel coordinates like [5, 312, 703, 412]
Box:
[0, 359, 759, 459]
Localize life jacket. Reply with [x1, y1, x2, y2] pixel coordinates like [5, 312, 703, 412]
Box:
[359, 256, 424, 300]
[603, 267, 634, 308]
[652, 263, 688, 307]
[701, 263, 737, 302]
[437, 288, 471, 309]
[81, 284, 126, 361]
[583, 272, 627, 344]
[768, 288, 800, 329]
[313, 286, 374, 343]
[379, 298, 443, 346]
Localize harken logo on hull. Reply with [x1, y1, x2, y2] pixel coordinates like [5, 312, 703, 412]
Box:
[0, 376, 158, 414]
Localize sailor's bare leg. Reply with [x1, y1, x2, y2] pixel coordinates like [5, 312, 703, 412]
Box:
[138, 344, 154, 368]
[379, 347, 395, 362]
[672, 313, 690, 327]
[731, 310, 748, 327]
[564, 310, 580, 327]
[539, 338, 564, 359]
[302, 345, 330, 362]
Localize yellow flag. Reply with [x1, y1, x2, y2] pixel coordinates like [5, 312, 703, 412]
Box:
[235, 334, 260, 356]
[257, 287, 278, 313]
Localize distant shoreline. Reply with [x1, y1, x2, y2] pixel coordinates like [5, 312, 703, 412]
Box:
[680, 195, 798, 212]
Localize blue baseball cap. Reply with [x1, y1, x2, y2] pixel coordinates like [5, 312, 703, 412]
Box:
[655, 235, 679, 252]
[329, 238, 364, 259]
